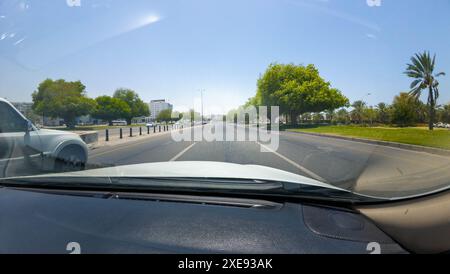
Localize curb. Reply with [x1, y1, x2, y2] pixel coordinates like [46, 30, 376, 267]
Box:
[286, 130, 450, 157]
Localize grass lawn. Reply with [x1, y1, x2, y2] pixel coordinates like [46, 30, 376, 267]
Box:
[289, 125, 450, 150]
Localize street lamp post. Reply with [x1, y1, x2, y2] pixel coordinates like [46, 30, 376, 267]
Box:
[201, 90, 203, 125]
[364, 93, 372, 125]
[199, 89, 205, 125]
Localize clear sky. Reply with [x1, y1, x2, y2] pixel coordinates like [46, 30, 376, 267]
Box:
[1, 0, 449, 114]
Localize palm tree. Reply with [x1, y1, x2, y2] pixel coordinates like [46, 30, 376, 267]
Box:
[351, 100, 367, 124]
[405, 51, 445, 130]
[376, 102, 390, 124]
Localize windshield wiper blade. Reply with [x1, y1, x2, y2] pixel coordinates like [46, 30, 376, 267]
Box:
[111, 177, 285, 191]
[0, 176, 284, 191]
[0, 176, 111, 188]
[0, 175, 382, 203]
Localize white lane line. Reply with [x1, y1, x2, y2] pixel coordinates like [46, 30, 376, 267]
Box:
[169, 143, 197, 162]
[0, 154, 42, 163]
[256, 141, 327, 182]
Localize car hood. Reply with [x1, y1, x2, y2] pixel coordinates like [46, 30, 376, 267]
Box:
[36, 161, 344, 191]
[37, 128, 79, 137]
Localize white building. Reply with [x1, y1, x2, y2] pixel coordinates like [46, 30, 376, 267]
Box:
[11, 102, 33, 114]
[149, 99, 173, 121]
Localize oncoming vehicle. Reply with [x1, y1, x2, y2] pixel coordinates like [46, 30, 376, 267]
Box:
[111, 120, 127, 126]
[434, 122, 450, 129]
[0, 98, 88, 177]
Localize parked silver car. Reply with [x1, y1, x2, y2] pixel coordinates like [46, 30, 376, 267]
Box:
[0, 98, 88, 178]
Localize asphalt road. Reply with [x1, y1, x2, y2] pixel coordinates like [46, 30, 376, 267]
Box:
[88, 123, 450, 197]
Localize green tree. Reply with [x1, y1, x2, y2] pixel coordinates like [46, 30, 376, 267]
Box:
[113, 88, 150, 125]
[300, 113, 312, 123]
[415, 101, 429, 124]
[375, 102, 390, 124]
[390, 93, 419, 127]
[171, 111, 183, 121]
[156, 109, 172, 123]
[32, 79, 96, 128]
[244, 96, 261, 108]
[350, 101, 367, 124]
[325, 109, 335, 123]
[255, 63, 349, 125]
[184, 109, 201, 123]
[335, 108, 350, 124]
[92, 96, 131, 126]
[437, 104, 450, 123]
[364, 106, 376, 126]
[312, 113, 324, 123]
[405, 51, 446, 130]
[227, 109, 239, 124]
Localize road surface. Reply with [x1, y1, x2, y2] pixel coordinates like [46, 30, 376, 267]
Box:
[87, 123, 450, 198]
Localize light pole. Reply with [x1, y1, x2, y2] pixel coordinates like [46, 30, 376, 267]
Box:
[364, 93, 373, 125]
[199, 89, 205, 125]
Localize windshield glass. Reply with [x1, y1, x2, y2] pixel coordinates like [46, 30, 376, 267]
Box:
[1, 0, 449, 200]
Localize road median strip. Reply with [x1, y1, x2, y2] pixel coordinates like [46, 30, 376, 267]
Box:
[87, 125, 202, 158]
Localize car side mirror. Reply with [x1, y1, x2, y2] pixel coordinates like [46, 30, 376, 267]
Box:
[25, 120, 34, 133]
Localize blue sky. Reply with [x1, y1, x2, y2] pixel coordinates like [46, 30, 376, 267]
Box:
[1, 0, 449, 114]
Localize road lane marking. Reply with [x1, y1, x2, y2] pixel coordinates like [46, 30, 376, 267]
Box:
[0, 153, 42, 163]
[170, 143, 196, 161]
[256, 141, 327, 182]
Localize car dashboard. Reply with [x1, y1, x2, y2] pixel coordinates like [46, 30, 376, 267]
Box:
[0, 186, 411, 254]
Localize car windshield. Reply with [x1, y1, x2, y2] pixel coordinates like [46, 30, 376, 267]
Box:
[0, 0, 449, 201]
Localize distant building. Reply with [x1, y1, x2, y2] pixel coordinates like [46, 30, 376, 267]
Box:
[149, 99, 173, 121]
[43, 116, 65, 127]
[76, 115, 105, 125]
[11, 102, 33, 115]
[11, 102, 45, 125]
